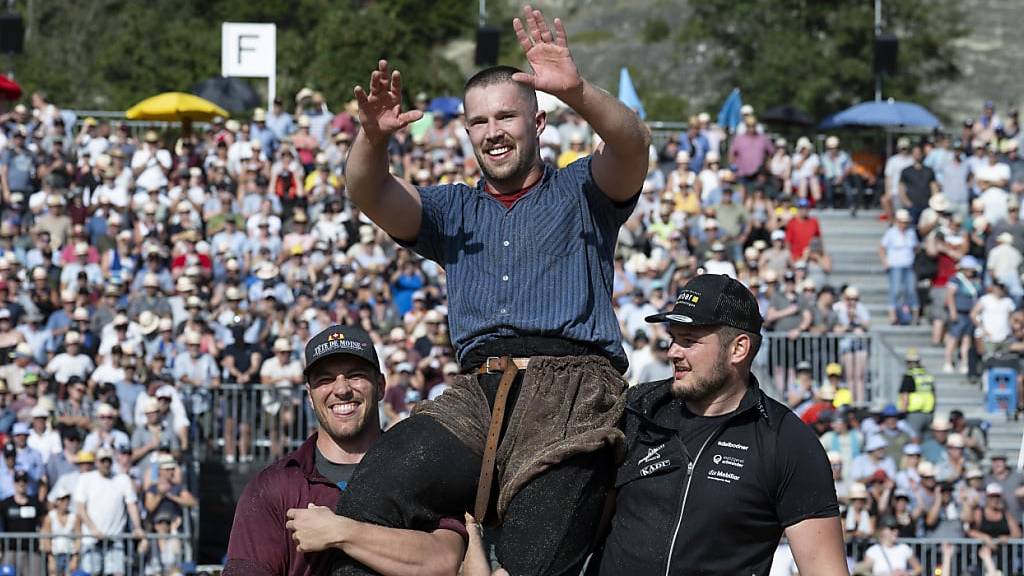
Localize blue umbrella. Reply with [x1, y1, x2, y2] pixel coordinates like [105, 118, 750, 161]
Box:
[717, 88, 742, 132]
[427, 96, 462, 117]
[818, 100, 941, 130]
[618, 67, 645, 120]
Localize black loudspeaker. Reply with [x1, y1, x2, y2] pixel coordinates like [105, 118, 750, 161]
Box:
[874, 34, 898, 76]
[0, 14, 24, 54]
[475, 26, 500, 67]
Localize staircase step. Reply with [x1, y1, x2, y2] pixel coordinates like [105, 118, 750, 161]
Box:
[790, 206, 1024, 456]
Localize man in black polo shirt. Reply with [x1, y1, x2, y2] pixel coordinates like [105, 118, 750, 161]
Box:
[898, 145, 939, 224]
[594, 274, 847, 575]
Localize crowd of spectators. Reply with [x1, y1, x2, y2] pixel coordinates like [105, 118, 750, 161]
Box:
[872, 104, 1024, 422]
[0, 85, 1022, 574]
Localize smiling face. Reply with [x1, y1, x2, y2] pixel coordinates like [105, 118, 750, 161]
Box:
[464, 82, 544, 190]
[306, 355, 384, 447]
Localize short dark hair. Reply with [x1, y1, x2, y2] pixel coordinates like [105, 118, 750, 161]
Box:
[464, 66, 537, 112]
[717, 325, 762, 361]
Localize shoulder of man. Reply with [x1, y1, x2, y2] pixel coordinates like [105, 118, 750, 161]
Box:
[622, 378, 673, 442]
[625, 377, 672, 412]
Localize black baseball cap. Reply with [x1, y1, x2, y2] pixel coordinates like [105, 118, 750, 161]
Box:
[303, 325, 380, 377]
[646, 274, 763, 333]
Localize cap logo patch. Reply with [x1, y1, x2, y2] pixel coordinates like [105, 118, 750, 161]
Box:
[313, 339, 366, 357]
[327, 332, 345, 342]
[676, 291, 700, 307]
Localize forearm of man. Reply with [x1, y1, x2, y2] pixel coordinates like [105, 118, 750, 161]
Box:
[127, 501, 144, 531]
[345, 131, 423, 242]
[335, 517, 464, 576]
[786, 517, 849, 575]
[565, 81, 652, 202]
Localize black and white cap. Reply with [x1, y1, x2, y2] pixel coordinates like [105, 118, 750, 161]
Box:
[646, 274, 763, 334]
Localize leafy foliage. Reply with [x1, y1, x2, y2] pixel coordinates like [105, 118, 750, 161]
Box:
[8, 0, 475, 110]
[680, 0, 967, 120]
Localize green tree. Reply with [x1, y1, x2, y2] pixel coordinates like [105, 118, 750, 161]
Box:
[8, 0, 475, 111]
[680, 0, 966, 121]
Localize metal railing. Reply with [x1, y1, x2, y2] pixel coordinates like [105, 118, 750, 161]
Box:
[173, 537, 1024, 576]
[0, 532, 192, 576]
[847, 537, 1024, 575]
[183, 384, 317, 464]
[757, 331, 904, 407]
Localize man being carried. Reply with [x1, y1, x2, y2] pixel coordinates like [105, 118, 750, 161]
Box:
[333, 5, 650, 575]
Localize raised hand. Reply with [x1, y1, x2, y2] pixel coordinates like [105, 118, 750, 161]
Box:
[353, 60, 424, 146]
[512, 5, 582, 100]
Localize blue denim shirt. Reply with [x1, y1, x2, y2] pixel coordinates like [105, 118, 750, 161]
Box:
[405, 157, 636, 371]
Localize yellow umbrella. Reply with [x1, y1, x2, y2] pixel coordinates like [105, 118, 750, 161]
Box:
[125, 92, 229, 122]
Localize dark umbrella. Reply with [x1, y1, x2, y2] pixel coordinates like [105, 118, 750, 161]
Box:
[190, 76, 261, 113]
[760, 104, 815, 127]
[0, 75, 21, 101]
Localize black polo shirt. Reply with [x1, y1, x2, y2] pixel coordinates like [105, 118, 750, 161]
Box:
[596, 375, 838, 575]
[900, 164, 936, 209]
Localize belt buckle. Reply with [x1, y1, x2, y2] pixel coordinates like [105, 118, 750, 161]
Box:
[484, 356, 502, 374]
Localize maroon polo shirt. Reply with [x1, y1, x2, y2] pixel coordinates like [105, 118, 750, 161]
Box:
[223, 432, 468, 576]
[224, 433, 342, 576]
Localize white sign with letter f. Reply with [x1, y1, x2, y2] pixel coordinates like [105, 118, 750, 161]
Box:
[221, 22, 276, 109]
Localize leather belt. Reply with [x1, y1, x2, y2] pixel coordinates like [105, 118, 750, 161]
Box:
[475, 356, 530, 375]
[473, 356, 523, 524]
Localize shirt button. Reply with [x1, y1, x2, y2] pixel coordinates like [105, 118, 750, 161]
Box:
[500, 308, 507, 314]
[503, 240, 510, 247]
[502, 275, 509, 281]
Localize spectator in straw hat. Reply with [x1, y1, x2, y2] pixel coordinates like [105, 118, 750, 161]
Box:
[74, 446, 146, 575]
[172, 331, 219, 390]
[987, 231, 1023, 301]
[82, 403, 129, 454]
[27, 404, 60, 464]
[880, 209, 920, 325]
[260, 337, 304, 460]
[131, 397, 180, 470]
[936, 433, 970, 482]
[131, 130, 171, 190]
[843, 482, 875, 542]
[46, 331, 93, 385]
[0, 342, 38, 396]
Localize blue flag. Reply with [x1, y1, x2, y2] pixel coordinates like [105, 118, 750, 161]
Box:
[717, 88, 742, 132]
[618, 67, 646, 120]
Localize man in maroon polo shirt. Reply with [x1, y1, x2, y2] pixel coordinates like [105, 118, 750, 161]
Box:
[224, 325, 466, 576]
